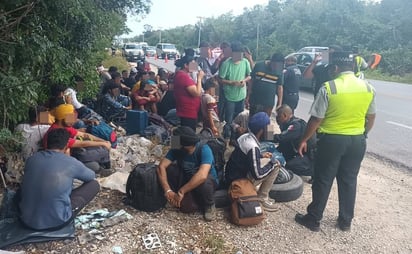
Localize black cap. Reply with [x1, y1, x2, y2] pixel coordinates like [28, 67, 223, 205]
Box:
[331, 51, 354, 65]
[173, 126, 200, 146]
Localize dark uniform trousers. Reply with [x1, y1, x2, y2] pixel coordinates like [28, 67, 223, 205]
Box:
[283, 93, 299, 111]
[307, 134, 366, 223]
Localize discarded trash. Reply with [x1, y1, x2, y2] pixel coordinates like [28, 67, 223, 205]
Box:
[75, 208, 133, 230]
[112, 246, 123, 254]
[142, 233, 162, 250]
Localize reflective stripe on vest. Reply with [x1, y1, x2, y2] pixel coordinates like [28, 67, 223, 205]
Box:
[319, 73, 373, 135]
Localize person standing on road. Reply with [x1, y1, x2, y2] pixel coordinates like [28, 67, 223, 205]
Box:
[303, 45, 342, 97]
[283, 56, 302, 111]
[247, 53, 284, 117]
[218, 42, 251, 141]
[215, 42, 232, 124]
[294, 51, 376, 232]
[174, 55, 204, 130]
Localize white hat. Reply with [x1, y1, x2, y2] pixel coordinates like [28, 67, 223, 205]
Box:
[97, 66, 105, 72]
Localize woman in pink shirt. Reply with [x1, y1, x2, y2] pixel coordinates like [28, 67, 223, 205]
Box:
[173, 55, 204, 130]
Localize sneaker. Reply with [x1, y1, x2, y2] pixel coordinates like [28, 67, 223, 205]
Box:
[294, 213, 320, 232]
[204, 204, 216, 222]
[260, 198, 278, 212]
[337, 217, 351, 231]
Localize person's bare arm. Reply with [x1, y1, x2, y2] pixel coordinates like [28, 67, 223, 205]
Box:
[298, 116, 323, 156]
[178, 164, 210, 195]
[186, 71, 204, 97]
[72, 140, 111, 150]
[276, 85, 283, 108]
[157, 158, 173, 195]
[303, 54, 322, 79]
[366, 114, 376, 133]
[76, 131, 105, 142]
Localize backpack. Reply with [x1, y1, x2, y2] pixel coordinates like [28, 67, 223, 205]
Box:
[228, 178, 265, 226]
[198, 128, 226, 186]
[148, 113, 173, 131]
[144, 124, 169, 144]
[125, 163, 167, 212]
[87, 122, 118, 148]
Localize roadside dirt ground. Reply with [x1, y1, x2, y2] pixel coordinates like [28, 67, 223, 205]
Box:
[4, 153, 411, 254]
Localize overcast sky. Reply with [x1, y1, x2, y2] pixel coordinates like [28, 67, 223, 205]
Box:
[124, 0, 269, 38]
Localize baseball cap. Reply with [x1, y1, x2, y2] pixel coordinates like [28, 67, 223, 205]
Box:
[248, 112, 270, 134]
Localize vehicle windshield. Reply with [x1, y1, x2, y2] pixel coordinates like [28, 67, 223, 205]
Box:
[163, 44, 176, 50]
[126, 44, 141, 49]
[146, 46, 155, 50]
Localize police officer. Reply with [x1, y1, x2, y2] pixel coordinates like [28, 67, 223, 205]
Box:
[294, 51, 376, 232]
[283, 56, 302, 111]
[274, 105, 314, 177]
[352, 46, 368, 79]
[303, 45, 343, 97]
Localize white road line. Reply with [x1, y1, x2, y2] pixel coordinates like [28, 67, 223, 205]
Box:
[386, 121, 412, 130]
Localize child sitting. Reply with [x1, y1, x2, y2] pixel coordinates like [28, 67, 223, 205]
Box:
[201, 77, 220, 136]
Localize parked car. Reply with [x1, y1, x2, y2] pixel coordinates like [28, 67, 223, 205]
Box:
[156, 43, 178, 59]
[143, 46, 156, 57]
[297, 46, 328, 54]
[122, 43, 145, 62]
[286, 47, 328, 91]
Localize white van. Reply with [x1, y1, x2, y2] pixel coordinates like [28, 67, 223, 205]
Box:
[156, 43, 178, 59]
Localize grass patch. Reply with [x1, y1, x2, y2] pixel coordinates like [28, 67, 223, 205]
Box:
[203, 235, 228, 254]
[365, 70, 412, 84]
[102, 53, 130, 72]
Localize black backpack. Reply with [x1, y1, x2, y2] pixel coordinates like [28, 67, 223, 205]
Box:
[125, 163, 166, 212]
[198, 128, 226, 186]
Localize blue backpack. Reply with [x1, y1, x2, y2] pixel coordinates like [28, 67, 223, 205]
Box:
[87, 122, 117, 148]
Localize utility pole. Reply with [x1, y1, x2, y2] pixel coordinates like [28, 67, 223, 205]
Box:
[197, 16, 204, 48]
[256, 24, 260, 60]
[158, 27, 162, 43]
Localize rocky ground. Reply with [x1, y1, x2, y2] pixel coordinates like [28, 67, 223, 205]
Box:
[3, 152, 412, 254]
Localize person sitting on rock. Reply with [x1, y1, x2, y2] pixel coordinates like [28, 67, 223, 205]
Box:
[274, 104, 314, 177]
[15, 106, 50, 160]
[43, 103, 112, 175]
[100, 81, 132, 123]
[225, 112, 280, 212]
[157, 126, 218, 222]
[19, 128, 100, 230]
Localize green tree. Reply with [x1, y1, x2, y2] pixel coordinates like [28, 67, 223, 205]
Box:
[0, 0, 151, 128]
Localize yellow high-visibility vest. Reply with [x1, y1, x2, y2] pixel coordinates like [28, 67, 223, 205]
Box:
[319, 73, 374, 135]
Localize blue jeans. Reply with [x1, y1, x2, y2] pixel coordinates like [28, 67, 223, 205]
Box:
[223, 99, 245, 138]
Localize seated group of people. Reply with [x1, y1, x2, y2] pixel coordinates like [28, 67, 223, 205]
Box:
[12, 57, 314, 230]
[96, 65, 176, 125]
[158, 106, 314, 221]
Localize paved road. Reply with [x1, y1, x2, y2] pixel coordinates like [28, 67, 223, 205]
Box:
[296, 80, 412, 168]
[146, 57, 176, 72]
[146, 58, 412, 168]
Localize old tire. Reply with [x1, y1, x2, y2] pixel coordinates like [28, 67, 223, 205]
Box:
[269, 173, 303, 202]
[214, 189, 230, 208]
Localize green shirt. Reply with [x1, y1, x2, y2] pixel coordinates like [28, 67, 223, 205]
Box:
[250, 61, 283, 107]
[219, 58, 251, 102]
